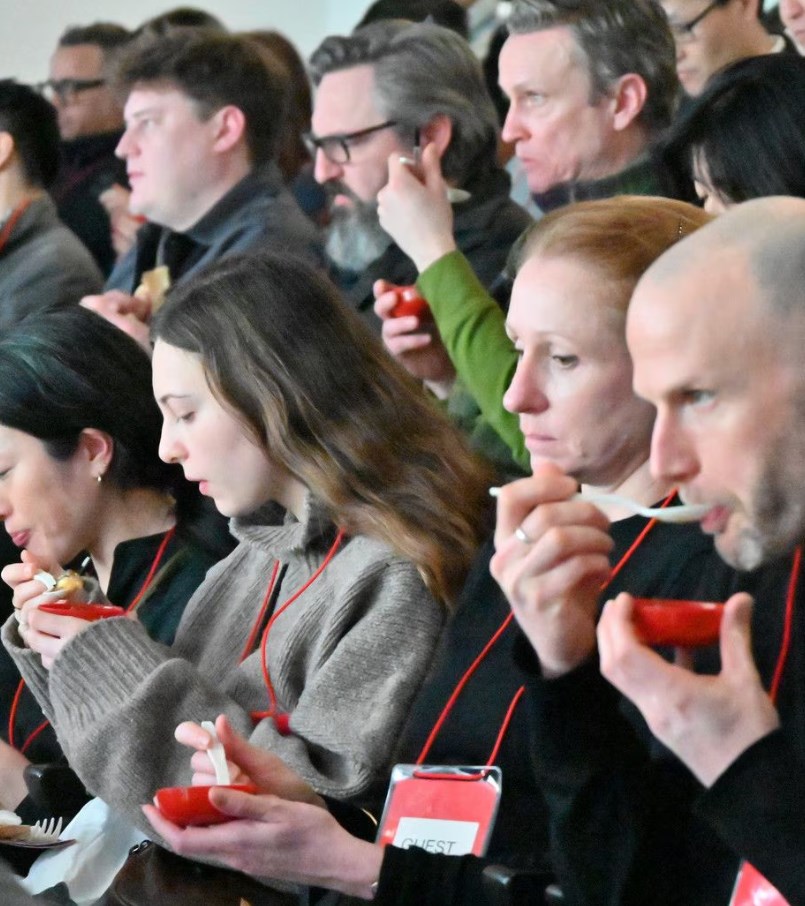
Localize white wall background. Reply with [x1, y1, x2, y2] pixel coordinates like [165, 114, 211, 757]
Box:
[2, 0, 784, 85]
[2, 1, 371, 84]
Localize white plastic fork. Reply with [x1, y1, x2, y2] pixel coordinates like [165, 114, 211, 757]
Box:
[574, 492, 711, 524]
[28, 816, 63, 841]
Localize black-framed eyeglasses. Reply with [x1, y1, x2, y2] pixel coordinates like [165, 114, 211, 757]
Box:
[668, 0, 729, 41]
[36, 78, 106, 104]
[303, 120, 399, 165]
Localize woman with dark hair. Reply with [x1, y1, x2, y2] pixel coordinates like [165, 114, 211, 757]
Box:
[2, 253, 490, 841]
[0, 306, 229, 822]
[659, 54, 805, 212]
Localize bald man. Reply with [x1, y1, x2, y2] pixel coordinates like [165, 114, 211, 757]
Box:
[492, 198, 805, 904]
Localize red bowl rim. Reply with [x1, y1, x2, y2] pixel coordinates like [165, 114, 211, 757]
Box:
[38, 601, 126, 619]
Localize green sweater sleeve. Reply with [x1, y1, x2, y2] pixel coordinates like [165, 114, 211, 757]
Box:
[417, 250, 527, 468]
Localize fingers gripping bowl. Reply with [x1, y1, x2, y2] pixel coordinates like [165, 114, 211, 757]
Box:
[154, 720, 258, 826]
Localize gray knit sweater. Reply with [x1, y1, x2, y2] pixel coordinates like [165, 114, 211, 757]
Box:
[2, 495, 445, 830]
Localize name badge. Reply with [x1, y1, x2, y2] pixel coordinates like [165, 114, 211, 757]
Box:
[376, 764, 502, 857]
[730, 861, 790, 905]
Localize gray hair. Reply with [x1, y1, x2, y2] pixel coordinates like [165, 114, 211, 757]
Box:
[310, 20, 499, 183]
[507, 0, 678, 134]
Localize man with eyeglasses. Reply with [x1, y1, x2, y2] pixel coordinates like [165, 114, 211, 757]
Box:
[43, 23, 132, 275]
[661, 0, 793, 96]
[308, 20, 531, 330]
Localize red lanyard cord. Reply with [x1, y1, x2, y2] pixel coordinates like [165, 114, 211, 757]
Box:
[606, 490, 677, 587]
[125, 526, 175, 614]
[416, 489, 678, 767]
[0, 199, 33, 256]
[248, 530, 346, 723]
[7, 681, 27, 752]
[770, 546, 801, 705]
[239, 561, 281, 664]
[486, 685, 526, 767]
[9, 527, 176, 753]
[416, 611, 517, 765]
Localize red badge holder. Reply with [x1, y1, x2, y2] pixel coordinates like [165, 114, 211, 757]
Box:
[731, 861, 790, 905]
[376, 764, 502, 857]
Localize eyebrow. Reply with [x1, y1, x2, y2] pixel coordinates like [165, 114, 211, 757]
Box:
[126, 106, 163, 123]
[500, 80, 532, 97]
[157, 393, 191, 404]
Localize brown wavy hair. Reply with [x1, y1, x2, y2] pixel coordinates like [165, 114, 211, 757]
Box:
[152, 252, 492, 606]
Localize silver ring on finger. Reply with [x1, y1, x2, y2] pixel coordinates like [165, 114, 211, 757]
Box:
[515, 526, 533, 544]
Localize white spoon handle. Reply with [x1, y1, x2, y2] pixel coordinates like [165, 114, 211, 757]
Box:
[200, 720, 230, 785]
[574, 492, 710, 524]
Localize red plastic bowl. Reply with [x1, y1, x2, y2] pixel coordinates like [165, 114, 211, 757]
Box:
[391, 286, 429, 319]
[632, 598, 725, 648]
[154, 784, 258, 827]
[38, 601, 126, 622]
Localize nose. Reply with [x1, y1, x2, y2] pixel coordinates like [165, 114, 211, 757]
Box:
[158, 423, 184, 466]
[781, 0, 799, 17]
[501, 103, 525, 145]
[115, 127, 135, 161]
[313, 148, 343, 185]
[503, 356, 549, 416]
[649, 409, 699, 485]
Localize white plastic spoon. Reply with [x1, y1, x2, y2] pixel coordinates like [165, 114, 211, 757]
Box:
[488, 487, 711, 525]
[573, 492, 711, 524]
[200, 720, 230, 785]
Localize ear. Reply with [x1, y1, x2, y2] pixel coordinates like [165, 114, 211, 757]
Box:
[77, 428, 114, 481]
[209, 105, 247, 156]
[0, 131, 16, 171]
[418, 114, 453, 160]
[609, 73, 648, 133]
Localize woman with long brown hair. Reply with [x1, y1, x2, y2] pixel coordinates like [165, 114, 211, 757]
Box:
[3, 251, 490, 838]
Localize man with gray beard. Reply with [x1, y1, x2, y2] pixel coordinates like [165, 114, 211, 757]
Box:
[322, 182, 393, 276]
[308, 20, 531, 331]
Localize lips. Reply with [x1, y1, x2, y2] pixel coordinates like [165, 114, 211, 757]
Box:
[699, 505, 731, 534]
[8, 530, 30, 549]
[523, 433, 558, 451]
[676, 69, 697, 87]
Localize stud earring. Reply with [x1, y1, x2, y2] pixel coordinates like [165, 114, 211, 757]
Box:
[97, 475, 103, 484]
